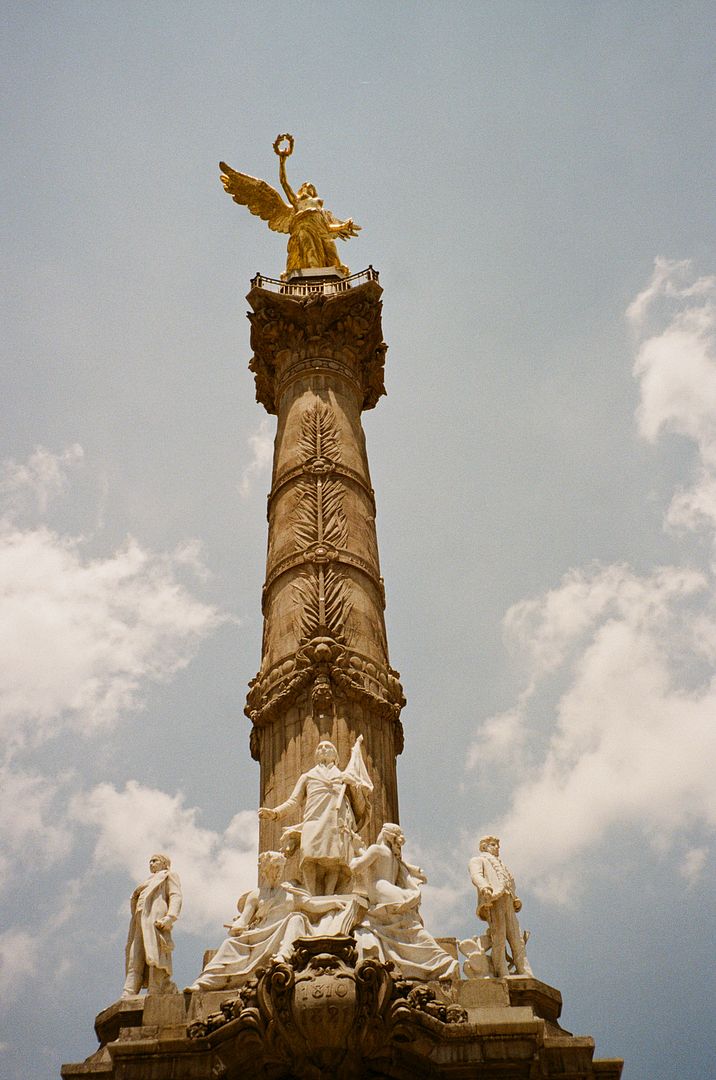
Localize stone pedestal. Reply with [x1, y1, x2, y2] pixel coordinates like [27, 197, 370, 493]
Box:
[62, 994, 188, 1080]
[62, 938, 622, 1079]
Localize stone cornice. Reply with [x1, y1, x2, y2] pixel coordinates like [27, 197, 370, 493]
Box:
[247, 280, 388, 414]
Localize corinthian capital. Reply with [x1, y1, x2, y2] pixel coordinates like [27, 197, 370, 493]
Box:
[247, 279, 388, 414]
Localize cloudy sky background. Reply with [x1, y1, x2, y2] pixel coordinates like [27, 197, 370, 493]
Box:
[3, 4, 715, 1077]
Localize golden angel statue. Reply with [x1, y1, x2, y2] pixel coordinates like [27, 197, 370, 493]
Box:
[219, 134, 360, 279]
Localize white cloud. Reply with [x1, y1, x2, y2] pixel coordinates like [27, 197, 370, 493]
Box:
[630, 259, 716, 547]
[485, 564, 716, 899]
[634, 298, 716, 452]
[0, 447, 229, 753]
[0, 444, 84, 517]
[681, 846, 708, 886]
[468, 259, 716, 901]
[0, 930, 40, 1000]
[0, 448, 245, 994]
[626, 256, 716, 333]
[0, 524, 226, 752]
[0, 766, 73, 887]
[71, 780, 259, 935]
[466, 704, 527, 773]
[239, 419, 273, 498]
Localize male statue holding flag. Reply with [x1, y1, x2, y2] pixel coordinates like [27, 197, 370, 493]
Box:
[259, 737, 373, 896]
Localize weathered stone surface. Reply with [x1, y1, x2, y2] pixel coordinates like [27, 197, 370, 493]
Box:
[456, 977, 510, 1009]
[246, 280, 405, 850]
[93, 999, 144, 1048]
[61, 270, 623, 1079]
[435, 935, 459, 961]
[506, 975, 564, 1024]
[141, 992, 187, 1032]
[63, 937, 621, 1079]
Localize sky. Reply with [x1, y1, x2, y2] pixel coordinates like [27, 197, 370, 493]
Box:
[2, 3, 715, 1078]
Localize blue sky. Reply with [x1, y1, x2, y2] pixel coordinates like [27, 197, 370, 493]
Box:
[2, 4, 715, 1078]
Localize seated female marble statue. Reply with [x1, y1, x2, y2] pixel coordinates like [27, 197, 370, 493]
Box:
[186, 850, 347, 992]
[348, 823, 458, 981]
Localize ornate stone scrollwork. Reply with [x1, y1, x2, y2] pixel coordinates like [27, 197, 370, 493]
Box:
[245, 638, 406, 758]
[405, 985, 468, 1024]
[187, 936, 465, 1077]
[247, 282, 388, 414]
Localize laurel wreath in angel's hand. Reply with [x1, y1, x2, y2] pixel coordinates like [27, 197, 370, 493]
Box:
[272, 133, 294, 158]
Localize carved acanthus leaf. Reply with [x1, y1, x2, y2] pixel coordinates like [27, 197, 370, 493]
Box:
[293, 572, 320, 640]
[323, 565, 352, 638]
[321, 477, 348, 549]
[293, 480, 319, 549]
[293, 566, 352, 643]
[299, 400, 341, 463]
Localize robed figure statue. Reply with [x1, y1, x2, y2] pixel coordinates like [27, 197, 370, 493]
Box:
[259, 736, 372, 897]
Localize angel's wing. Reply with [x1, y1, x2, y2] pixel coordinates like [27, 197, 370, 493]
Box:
[219, 162, 293, 234]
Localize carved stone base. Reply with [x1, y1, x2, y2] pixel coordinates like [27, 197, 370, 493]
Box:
[62, 937, 622, 1079]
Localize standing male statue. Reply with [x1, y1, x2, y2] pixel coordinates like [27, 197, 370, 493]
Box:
[122, 853, 182, 998]
[258, 737, 372, 896]
[468, 836, 532, 978]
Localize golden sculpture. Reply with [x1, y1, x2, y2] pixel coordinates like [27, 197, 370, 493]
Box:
[219, 134, 360, 278]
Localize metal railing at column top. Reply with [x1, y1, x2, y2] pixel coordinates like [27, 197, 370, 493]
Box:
[250, 266, 379, 295]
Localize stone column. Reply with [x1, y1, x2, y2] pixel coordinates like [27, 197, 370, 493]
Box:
[244, 275, 405, 852]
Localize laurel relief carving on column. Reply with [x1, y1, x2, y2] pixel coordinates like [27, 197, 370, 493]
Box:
[292, 401, 352, 643]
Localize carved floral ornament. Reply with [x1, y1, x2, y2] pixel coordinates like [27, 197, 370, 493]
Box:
[246, 634, 405, 761]
[247, 285, 388, 414]
[246, 636, 405, 723]
[187, 936, 467, 1077]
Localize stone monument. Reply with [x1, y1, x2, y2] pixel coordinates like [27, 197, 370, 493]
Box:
[62, 135, 623, 1079]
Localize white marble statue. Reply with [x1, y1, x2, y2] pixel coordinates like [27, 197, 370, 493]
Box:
[459, 927, 531, 979]
[258, 736, 373, 896]
[349, 823, 458, 981]
[186, 851, 354, 992]
[122, 853, 182, 998]
[468, 835, 532, 978]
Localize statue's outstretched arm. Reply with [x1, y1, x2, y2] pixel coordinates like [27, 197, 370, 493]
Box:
[402, 859, 426, 884]
[325, 212, 361, 239]
[278, 155, 297, 207]
[258, 772, 306, 820]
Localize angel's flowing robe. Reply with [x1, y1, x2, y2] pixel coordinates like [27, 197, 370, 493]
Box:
[286, 201, 348, 275]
